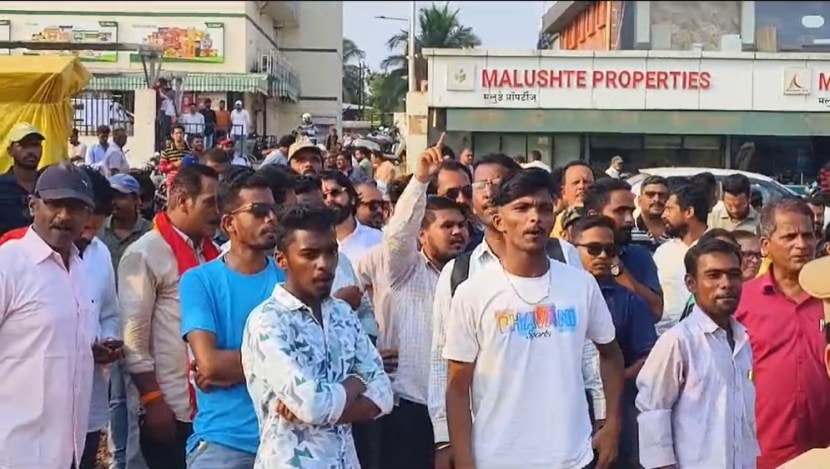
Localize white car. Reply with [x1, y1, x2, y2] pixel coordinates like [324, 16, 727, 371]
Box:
[626, 167, 796, 205]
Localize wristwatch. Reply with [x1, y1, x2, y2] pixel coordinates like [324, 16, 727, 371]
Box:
[611, 263, 623, 277]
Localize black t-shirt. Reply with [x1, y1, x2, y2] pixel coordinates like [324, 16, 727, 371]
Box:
[0, 169, 35, 236]
[200, 108, 217, 134]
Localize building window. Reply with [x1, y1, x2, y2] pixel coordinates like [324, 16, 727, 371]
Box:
[72, 91, 135, 136]
[589, 134, 723, 171]
[732, 136, 830, 185]
[756, 1, 830, 52]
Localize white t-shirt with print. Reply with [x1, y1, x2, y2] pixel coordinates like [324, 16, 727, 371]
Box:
[443, 260, 616, 469]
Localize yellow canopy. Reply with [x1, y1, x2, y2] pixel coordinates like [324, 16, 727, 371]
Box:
[0, 56, 91, 174]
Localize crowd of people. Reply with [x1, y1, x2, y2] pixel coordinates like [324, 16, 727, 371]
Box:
[1, 121, 830, 469]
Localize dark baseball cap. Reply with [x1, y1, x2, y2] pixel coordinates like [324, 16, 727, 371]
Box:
[34, 162, 95, 207]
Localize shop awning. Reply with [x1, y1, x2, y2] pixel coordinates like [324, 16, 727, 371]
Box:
[86, 72, 298, 100]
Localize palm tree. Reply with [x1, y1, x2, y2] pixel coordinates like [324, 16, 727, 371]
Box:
[377, 3, 481, 111]
[342, 38, 366, 104]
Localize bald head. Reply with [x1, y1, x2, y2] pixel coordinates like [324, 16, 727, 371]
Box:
[355, 182, 385, 229]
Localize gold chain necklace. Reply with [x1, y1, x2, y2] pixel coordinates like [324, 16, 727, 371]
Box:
[501, 260, 552, 305]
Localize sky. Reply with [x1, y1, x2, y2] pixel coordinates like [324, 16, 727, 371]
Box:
[343, 1, 547, 70]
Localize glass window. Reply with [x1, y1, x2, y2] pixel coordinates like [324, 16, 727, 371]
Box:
[732, 136, 830, 185]
[501, 134, 528, 160]
[472, 133, 500, 159]
[528, 136, 553, 166]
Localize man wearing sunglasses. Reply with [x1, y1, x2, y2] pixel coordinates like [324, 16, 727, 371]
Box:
[571, 214, 657, 469]
[179, 167, 285, 468]
[355, 182, 386, 230]
[427, 159, 482, 251]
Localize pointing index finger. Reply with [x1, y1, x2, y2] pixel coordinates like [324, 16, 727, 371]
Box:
[435, 132, 446, 151]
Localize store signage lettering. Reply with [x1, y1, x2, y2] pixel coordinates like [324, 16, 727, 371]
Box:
[481, 69, 712, 90]
[819, 73, 830, 91]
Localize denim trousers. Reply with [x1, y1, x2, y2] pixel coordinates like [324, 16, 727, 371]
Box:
[186, 441, 256, 469]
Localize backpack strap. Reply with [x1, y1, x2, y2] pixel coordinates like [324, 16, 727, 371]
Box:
[450, 251, 474, 297]
[545, 238, 566, 263]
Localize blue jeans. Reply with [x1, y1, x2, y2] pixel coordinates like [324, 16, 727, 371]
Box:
[108, 363, 127, 469]
[187, 441, 255, 469]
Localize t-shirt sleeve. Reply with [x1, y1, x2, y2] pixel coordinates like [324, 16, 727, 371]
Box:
[625, 293, 658, 361]
[630, 246, 662, 295]
[585, 276, 616, 345]
[180, 268, 217, 339]
[442, 285, 480, 363]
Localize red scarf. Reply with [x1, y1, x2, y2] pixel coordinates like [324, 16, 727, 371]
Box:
[153, 212, 220, 275]
[153, 212, 220, 418]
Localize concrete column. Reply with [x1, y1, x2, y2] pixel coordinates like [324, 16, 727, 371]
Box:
[129, 88, 158, 168]
[741, 1, 756, 51]
[635, 1, 652, 50]
[405, 91, 429, 174]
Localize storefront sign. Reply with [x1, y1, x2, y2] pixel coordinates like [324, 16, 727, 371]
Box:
[429, 51, 830, 112]
[128, 21, 224, 64]
[10, 20, 119, 62]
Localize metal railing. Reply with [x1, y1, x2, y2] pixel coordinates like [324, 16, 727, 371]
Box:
[72, 91, 135, 136]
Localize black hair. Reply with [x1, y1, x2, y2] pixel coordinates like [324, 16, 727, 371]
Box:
[96, 125, 110, 135]
[492, 168, 554, 207]
[256, 164, 297, 205]
[732, 229, 759, 242]
[583, 177, 632, 213]
[129, 168, 156, 203]
[760, 196, 814, 238]
[529, 150, 542, 161]
[559, 161, 593, 187]
[641, 174, 669, 190]
[684, 238, 742, 277]
[294, 175, 322, 195]
[570, 214, 616, 243]
[722, 173, 751, 197]
[387, 174, 413, 205]
[274, 203, 336, 252]
[318, 169, 357, 205]
[216, 166, 273, 214]
[171, 124, 185, 134]
[204, 148, 232, 165]
[78, 166, 113, 216]
[698, 228, 739, 247]
[669, 182, 710, 224]
[690, 172, 717, 202]
[427, 160, 472, 195]
[278, 134, 296, 148]
[472, 153, 521, 174]
[421, 195, 468, 230]
[169, 164, 218, 202]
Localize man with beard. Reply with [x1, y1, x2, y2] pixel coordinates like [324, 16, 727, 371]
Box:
[709, 173, 761, 234]
[241, 204, 393, 468]
[736, 198, 830, 469]
[631, 175, 670, 252]
[354, 182, 385, 230]
[380, 134, 471, 469]
[653, 181, 710, 335]
[426, 160, 480, 250]
[0, 162, 95, 468]
[637, 239, 758, 468]
[319, 169, 383, 265]
[805, 195, 826, 238]
[119, 165, 222, 469]
[180, 167, 285, 468]
[0, 123, 45, 235]
[287, 140, 324, 177]
[583, 178, 663, 320]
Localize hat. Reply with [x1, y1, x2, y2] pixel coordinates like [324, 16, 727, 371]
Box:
[8, 122, 45, 144]
[288, 141, 323, 161]
[799, 256, 830, 327]
[35, 162, 94, 207]
[234, 100, 243, 106]
[561, 205, 586, 230]
[611, 155, 624, 164]
[109, 173, 140, 195]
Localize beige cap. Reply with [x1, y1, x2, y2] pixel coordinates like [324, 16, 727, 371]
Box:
[611, 155, 624, 164]
[798, 256, 830, 325]
[288, 140, 322, 161]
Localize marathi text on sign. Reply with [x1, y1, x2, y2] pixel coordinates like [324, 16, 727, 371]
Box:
[481, 69, 712, 91]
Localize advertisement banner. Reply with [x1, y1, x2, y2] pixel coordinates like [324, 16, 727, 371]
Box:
[128, 21, 224, 64]
[18, 20, 118, 62]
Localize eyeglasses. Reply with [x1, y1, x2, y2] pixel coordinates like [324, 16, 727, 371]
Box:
[741, 250, 762, 260]
[359, 200, 384, 211]
[472, 178, 502, 192]
[323, 187, 347, 199]
[575, 243, 619, 257]
[230, 202, 276, 218]
[442, 185, 473, 200]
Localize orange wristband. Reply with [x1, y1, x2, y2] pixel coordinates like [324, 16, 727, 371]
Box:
[140, 390, 164, 406]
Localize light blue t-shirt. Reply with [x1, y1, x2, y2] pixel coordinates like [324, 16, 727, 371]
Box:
[180, 257, 284, 455]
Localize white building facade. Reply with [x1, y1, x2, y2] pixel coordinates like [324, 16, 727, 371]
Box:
[0, 1, 343, 164]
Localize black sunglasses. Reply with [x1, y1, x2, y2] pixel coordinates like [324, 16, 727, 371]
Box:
[576, 242, 619, 257]
[231, 202, 277, 218]
[359, 200, 385, 211]
[443, 185, 473, 200]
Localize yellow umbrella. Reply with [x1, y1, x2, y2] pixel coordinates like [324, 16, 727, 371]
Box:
[0, 55, 91, 174]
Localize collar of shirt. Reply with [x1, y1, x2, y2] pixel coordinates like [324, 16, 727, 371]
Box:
[419, 250, 443, 275]
[718, 206, 759, 222]
[686, 305, 750, 353]
[271, 284, 335, 319]
[756, 267, 813, 305]
[19, 226, 82, 267]
[104, 216, 152, 238]
[470, 237, 498, 264]
[171, 224, 204, 257]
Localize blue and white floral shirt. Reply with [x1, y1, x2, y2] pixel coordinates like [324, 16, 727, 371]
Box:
[241, 285, 393, 469]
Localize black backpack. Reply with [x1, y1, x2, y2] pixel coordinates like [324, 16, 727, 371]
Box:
[449, 239, 565, 296]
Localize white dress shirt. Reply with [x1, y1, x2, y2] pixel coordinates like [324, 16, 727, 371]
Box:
[230, 109, 251, 136]
[0, 229, 95, 468]
[338, 221, 383, 266]
[180, 111, 205, 135]
[102, 143, 130, 177]
[79, 237, 121, 432]
[636, 306, 759, 469]
[653, 238, 694, 335]
[428, 238, 604, 443]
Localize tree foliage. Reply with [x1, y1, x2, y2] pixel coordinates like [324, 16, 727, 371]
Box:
[342, 38, 366, 104]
